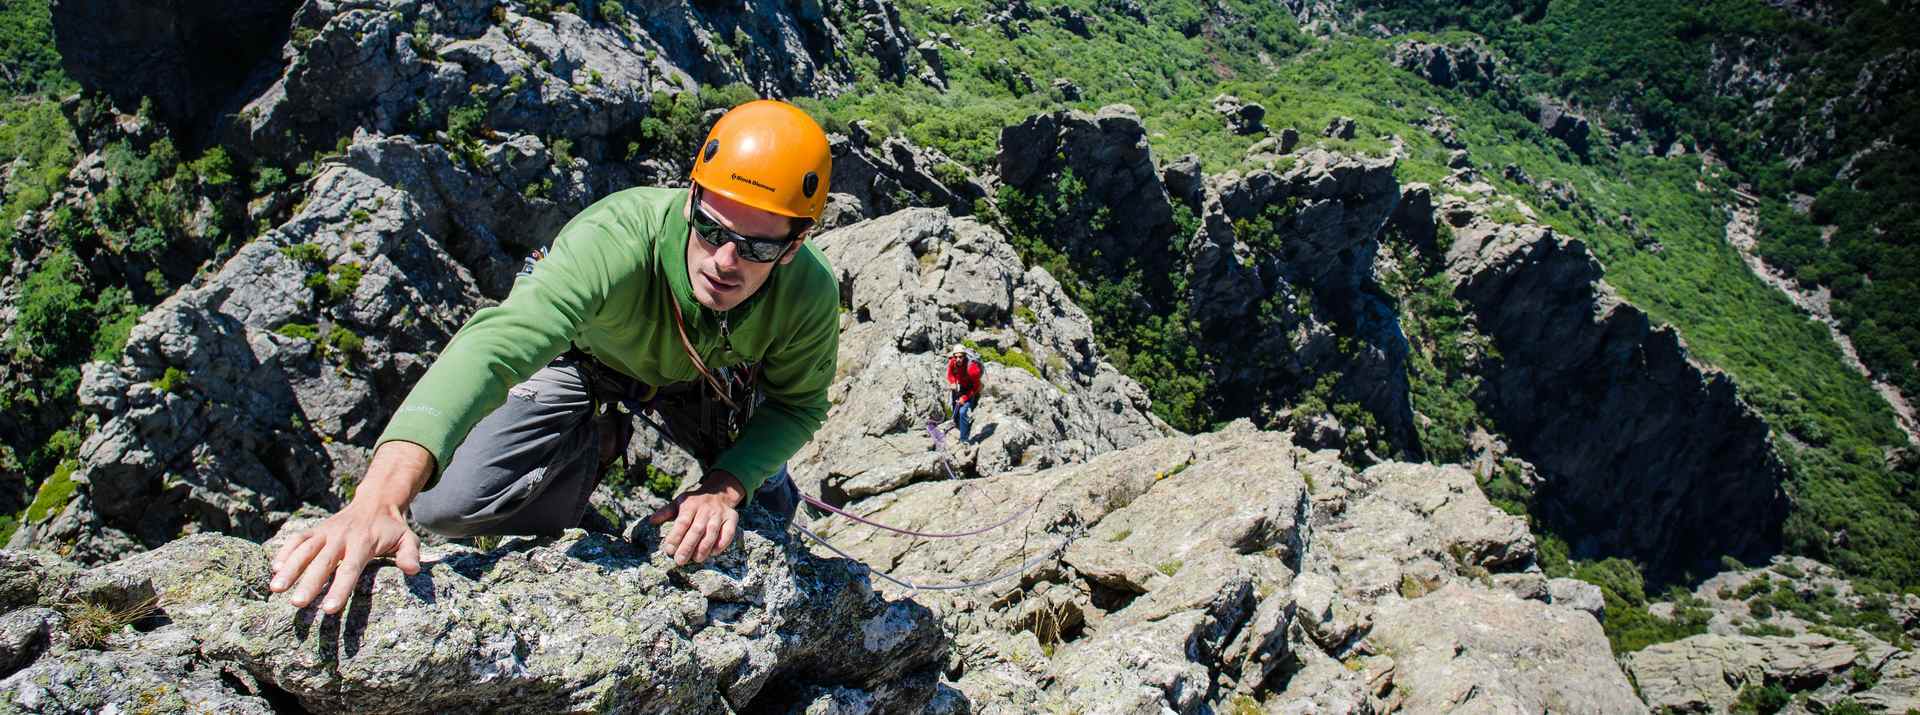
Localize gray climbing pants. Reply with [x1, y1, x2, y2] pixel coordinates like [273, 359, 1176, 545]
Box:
[410, 351, 800, 538]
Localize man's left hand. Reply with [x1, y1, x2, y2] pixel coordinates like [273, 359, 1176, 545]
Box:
[647, 470, 746, 565]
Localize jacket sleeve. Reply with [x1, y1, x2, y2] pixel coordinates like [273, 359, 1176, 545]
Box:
[709, 279, 839, 498]
[375, 214, 641, 486]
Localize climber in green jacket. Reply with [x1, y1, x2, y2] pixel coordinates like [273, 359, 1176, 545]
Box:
[268, 99, 840, 616]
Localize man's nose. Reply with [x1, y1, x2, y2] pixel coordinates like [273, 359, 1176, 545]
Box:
[713, 240, 741, 269]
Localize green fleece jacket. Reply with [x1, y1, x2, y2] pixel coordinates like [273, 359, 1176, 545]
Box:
[376, 187, 839, 498]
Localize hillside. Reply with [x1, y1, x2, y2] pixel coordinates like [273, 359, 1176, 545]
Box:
[791, 0, 1920, 588]
[1, 0, 1917, 711]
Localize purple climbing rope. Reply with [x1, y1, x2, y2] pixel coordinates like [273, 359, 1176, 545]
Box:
[926, 418, 959, 480]
[792, 520, 1079, 594]
[799, 491, 1033, 539]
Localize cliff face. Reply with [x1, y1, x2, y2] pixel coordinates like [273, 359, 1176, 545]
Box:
[995, 106, 1417, 454]
[1439, 206, 1788, 570]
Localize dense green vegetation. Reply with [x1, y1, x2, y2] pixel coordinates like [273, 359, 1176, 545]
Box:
[0, 0, 69, 98]
[1358, 0, 1920, 437]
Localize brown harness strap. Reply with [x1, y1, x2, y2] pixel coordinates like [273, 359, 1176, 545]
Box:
[668, 294, 739, 411]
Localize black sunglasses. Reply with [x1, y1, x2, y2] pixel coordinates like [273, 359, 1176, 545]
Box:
[690, 187, 804, 263]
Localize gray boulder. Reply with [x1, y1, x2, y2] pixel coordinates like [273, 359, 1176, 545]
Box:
[1547, 577, 1606, 621]
[1389, 39, 1508, 95]
[1160, 153, 1206, 208]
[1368, 584, 1643, 713]
[1212, 94, 1268, 135]
[1529, 96, 1592, 156]
[1628, 634, 1859, 713]
[0, 514, 947, 713]
[1051, 77, 1082, 101]
[1323, 116, 1357, 139]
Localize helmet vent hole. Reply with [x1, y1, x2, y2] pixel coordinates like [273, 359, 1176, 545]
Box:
[802, 172, 819, 198]
[703, 139, 719, 163]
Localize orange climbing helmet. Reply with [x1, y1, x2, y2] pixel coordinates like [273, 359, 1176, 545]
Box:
[688, 99, 833, 227]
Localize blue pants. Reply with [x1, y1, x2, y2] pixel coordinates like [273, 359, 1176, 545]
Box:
[953, 398, 975, 443]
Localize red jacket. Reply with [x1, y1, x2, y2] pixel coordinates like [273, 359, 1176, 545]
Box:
[947, 355, 982, 404]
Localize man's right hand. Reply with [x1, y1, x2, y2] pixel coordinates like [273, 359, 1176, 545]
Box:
[268, 441, 434, 615]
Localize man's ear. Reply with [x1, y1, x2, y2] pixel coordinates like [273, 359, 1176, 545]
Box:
[777, 230, 810, 265]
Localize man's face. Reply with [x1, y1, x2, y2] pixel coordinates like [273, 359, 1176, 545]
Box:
[685, 188, 804, 312]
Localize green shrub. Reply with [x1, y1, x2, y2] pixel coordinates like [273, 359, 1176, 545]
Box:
[644, 464, 680, 498]
[280, 243, 327, 266]
[597, 1, 625, 24]
[1572, 558, 1709, 654]
[11, 250, 89, 361]
[1730, 682, 1790, 714]
[275, 323, 321, 341]
[153, 367, 189, 394]
[303, 262, 363, 304]
[187, 147, 234, 187]
[965, 340, 1044, 381]
[23, 459, 80, 524]
[0, 0, 74, 96]
[931, 161, 970, 189]
[0, 98, 77, 247]
[325, 325, 364, 358]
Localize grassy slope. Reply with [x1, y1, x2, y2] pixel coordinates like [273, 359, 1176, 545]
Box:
[802, 0, 1918, 593]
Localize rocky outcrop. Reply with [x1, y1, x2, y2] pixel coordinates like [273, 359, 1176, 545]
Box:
[796, 209, 1170, 501]
[1367, 584, 1644, 712]
[53, 0, 928, 166]
[1322, 115, 1357, 140]
[1390, 39, 1508, 96]
[1212, 94, 1267, 135]
[1629, 634, 1862, 712]
[0, 509, 949, 712]
[996, 104, 1179, 274]
[1191, 150, 1416, 451]
[997, 107, 1417, 453]
[1634, 555, 1919, 712]
[820, 123, 990, 230]
[801, 423, 1630, 712]
[1441, 205, 1788, 571]
[1527, 96, 1592, 156]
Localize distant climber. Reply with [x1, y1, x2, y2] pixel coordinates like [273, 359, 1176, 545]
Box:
[268, 100, 840, 616]
[946, 345, 984, 443]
